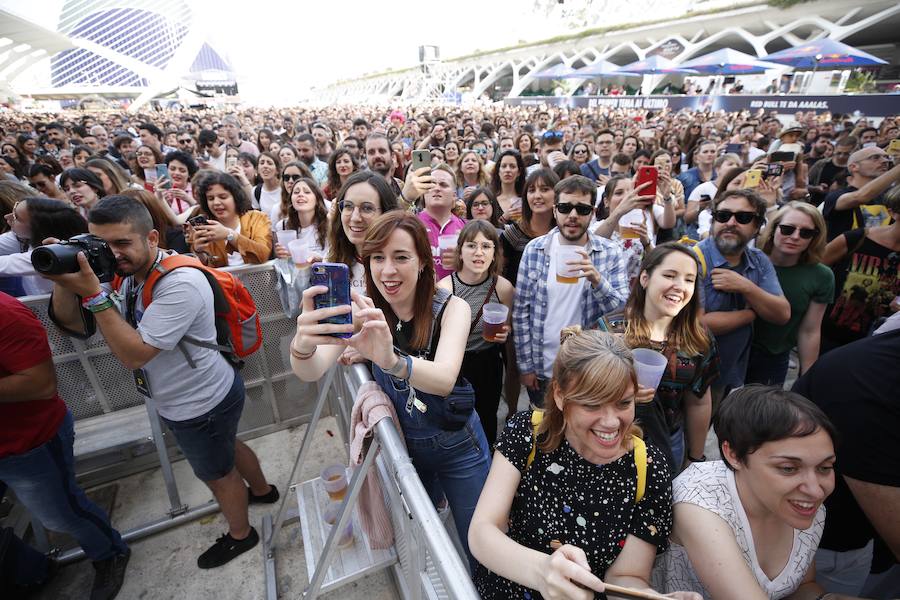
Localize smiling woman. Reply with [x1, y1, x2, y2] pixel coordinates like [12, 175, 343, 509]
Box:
[655, 385, 842, 600]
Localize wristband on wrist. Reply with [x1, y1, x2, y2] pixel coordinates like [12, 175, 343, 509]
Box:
[688, 454, 706, 462]
[290, 343, 316, 360]
[86, 298, 114, 313]
[81, 290, 110, 309]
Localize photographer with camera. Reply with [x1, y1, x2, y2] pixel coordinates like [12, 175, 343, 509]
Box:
[38, 195, 278, 570]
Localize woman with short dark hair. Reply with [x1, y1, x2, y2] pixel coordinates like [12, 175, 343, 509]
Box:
[655, 385, 843, 600]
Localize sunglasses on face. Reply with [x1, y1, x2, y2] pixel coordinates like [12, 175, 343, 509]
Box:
[556, 202, 593, 216]
[713, 209, 757, 225]
[777, 224, 818, 239]
[283, 173, 303, 182]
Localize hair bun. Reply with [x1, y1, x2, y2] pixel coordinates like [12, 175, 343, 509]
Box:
[559, 325, 582, 345]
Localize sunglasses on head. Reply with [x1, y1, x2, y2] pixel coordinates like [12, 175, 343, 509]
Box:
[555, 202, 593, 216]
[713, 209, 757, 225]
[542, 130, 564, 141]
[777, 224, 818, 239]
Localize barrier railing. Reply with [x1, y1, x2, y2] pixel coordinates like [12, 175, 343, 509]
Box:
[261, 362, 478, 600]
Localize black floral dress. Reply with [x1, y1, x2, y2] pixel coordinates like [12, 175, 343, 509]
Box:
[473, 410, 673, 599]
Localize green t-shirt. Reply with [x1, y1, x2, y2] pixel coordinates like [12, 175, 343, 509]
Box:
[753, 262, 835, 355]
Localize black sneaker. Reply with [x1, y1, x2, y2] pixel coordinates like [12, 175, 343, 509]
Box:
[197, 527, 259, 569]
[90, 547, 131, 600]
[247, 484, 280, 504]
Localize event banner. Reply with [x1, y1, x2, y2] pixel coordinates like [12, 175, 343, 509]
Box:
[505, 94, 898, 116]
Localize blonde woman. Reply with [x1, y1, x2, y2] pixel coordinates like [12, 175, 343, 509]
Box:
[747, 202, 833, 386]
[470, 328, 698, 600]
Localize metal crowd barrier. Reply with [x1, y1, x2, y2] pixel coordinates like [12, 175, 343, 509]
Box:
[261, 362, 478, 599]
[16, 261, 319, 562]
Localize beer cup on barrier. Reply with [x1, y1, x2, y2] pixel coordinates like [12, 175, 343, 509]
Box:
[288, 239, 310, 270]
[321, 465, 348, 501]
[618, 208, 645, 240]
[556, 246, 583, 284]
[632, 348, 668, 390]
[323, 501, 354, 549]
[481, 303, 509, 342]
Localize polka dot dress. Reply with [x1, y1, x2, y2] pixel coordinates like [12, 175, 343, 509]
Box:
[474, 410, 673, 599]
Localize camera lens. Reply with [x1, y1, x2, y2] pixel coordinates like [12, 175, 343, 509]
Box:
[31, 243, 81, 274]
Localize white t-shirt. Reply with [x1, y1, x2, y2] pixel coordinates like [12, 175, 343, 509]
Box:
[226, 223, 245, 267]
[350, 261, 366, 297]
[541, 233, 587, 378]
[257, 186, 282, 220]
[654, 461, 824, 600]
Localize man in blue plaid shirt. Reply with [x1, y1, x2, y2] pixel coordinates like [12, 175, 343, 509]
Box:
[513, 175, 630, 407]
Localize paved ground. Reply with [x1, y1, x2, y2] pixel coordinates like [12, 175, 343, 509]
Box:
[35, 417, 398, 600]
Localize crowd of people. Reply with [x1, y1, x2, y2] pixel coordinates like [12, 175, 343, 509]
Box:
[0, 102, 898, 600]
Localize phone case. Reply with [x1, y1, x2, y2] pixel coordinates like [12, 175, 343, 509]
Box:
[156, 164, 172, 189]
[311, 263, 352, 338]
[745, 170, 762, 188]
[411, 150, 431, 171]
[636, 166, 658, 198]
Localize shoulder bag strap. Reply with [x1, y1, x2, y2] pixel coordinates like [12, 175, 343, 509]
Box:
[633, 435, 647, 504]
[471, 276, 498, 327]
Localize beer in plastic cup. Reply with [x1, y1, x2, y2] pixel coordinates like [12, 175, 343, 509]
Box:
[438, 234, 459, 270]
[275, 229, 298, 248]
[481, 303, 509, 342]
[321, 465, 348, 501]
[556, 246, 583, 284]
[632, 348, 668, 390]
[288, 239, 310, 269]
[323, 500, 354, 549]
[618, 208, 645, 239]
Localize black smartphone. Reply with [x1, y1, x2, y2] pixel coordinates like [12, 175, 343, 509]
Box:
[188, 215, 208, 227]
[725, 143, 744, 154]
[770, 151, 796, 163]
[764, 163, 784, 178]
[311, 263, 352, 338]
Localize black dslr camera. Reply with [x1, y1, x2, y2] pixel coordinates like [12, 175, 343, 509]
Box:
[31, 234, 117, 282]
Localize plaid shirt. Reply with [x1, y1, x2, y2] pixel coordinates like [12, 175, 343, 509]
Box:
[513, 228, 630, 376]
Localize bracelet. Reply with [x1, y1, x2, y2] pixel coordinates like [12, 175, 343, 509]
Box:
[688, 454, 706, 462]
[85, 298, 114, 313]
[289, 344, 316, 360]
[82, 290, 110, 309]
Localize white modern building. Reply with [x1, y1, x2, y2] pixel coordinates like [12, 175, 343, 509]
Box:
[0, 0, 236, 110]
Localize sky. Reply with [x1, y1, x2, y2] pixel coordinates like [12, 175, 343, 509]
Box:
[1, 0, 554, 105]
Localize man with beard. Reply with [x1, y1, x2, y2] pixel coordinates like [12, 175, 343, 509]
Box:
[42, 196, 278, 570]
[513, 175, 629, 407]
[695, 189, 789, 400]
[294, 133, 328, 187]
[808, 135, 856, 207]
[364, 133, 404, 198]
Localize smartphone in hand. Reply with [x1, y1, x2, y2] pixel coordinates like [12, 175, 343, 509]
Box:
[311, 263, 352, 338]
[744, 170, 762, 188]
[411, 149, 432, 171]
[635, 165, 658, 198]
[156, 164, 172, 189]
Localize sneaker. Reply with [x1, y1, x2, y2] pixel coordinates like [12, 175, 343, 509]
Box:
[90, 547, 131, 600]
[197, 527, 259, 569]
[247, 484, 280, 504]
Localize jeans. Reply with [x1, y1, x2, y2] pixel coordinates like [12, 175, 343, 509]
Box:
[404, 410, 491, 572]
[0, 411, 127, 562]
[670, 427, 685, 467]
[745, 346, 790, 387]
[815, 541, 873, 596]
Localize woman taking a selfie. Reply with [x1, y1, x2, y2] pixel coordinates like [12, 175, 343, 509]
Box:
[188, 172, 272, 267]
[655, 385, 854, 600]
[624, 243, 718, 473]
[469, 328, 698, 600]
[593, 176, 659, 283]
[291, 212, 490, 570]
[326, 170, 399, 295]
[438, 220, 514, 446]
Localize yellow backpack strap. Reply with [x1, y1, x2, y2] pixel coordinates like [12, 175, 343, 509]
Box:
[526, 410, 544, 470]
[690, 244, 707, 279]
[632, 435, 647, 504]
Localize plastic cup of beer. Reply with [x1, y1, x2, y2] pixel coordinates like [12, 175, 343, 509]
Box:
[288, 239, 310, 269]
[439, 234, 459, 270]
[321, 465, 348, 501]
[556, 246, 583, 284]
[632, 348, 668, 390]
[481, 303, 508, 343]
[618, 208, 644, 239]
[323, 500, 354, 549]
[275, 229, 298, 248]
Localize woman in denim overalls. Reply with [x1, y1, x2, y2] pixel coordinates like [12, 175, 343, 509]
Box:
[290, 212, 491, 571]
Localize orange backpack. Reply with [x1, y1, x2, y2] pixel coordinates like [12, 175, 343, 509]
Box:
[113, 255, 262, 366]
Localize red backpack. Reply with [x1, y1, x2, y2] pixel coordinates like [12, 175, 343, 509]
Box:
[113, 255, 262, 366]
